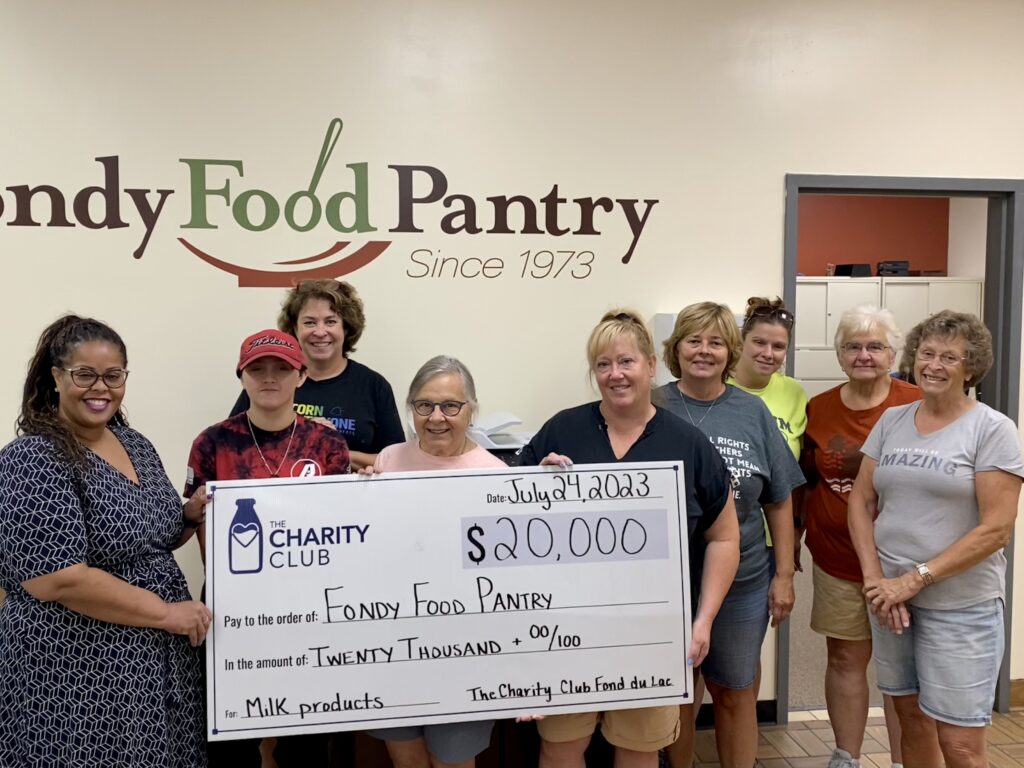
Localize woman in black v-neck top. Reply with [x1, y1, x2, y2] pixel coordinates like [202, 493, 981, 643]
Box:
[520, 308, 739, 768]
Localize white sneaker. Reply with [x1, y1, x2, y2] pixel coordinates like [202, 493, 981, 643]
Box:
[826, 749, 860, 768]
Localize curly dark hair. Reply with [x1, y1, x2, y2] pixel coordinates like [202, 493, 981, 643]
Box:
[277, 280, 365, 357]
[18, 315, 129, 466]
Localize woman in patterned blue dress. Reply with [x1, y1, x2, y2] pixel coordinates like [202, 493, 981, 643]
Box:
[0, 315, 211, 767]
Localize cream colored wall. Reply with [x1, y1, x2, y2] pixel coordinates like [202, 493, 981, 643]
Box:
[2, 0, 1024, 692]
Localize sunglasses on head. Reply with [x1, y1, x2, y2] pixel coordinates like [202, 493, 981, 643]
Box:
[745, 305, 795, 330]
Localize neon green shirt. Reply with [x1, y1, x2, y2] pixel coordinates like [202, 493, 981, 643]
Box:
[728, 373, 808, 458]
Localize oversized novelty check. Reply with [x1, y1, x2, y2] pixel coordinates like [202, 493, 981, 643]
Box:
[205, 461, 693, 740]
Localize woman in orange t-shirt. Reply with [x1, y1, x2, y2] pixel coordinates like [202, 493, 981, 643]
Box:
[801, 306, 928, 768]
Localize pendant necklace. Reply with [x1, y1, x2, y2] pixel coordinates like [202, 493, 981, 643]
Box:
[247, 414, 297, 477]
[679, 387, 722, 429]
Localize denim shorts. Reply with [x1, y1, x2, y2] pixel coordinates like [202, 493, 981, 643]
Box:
[700, 573, 771, 690]
[870, 598, 1004, 727]
[365, 720, 494, 763]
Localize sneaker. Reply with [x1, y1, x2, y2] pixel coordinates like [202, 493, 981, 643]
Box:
[826, 748, 861, 768]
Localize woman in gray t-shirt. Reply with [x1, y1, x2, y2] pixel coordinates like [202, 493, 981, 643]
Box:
[849, 311, 1024, 768]
[658, 302, 804, 768]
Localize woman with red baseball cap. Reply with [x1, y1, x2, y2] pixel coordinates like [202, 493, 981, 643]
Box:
[184, 328, 351, 767]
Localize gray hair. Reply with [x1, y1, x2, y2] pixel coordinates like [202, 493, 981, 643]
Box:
[833, 305, 904, 355]
[406, 355, 479, 419]
[910, 310, 994, 386]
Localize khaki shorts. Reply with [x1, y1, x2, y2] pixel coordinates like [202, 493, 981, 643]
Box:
[810, 563, 872, 641]
[536, 706, 680, 752]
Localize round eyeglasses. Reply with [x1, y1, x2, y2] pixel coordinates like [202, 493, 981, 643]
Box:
[841, 342, 890, 356]
[411, 399, 467, 417]
[915, 349, 966, 366]
[62, 368, 129, 389]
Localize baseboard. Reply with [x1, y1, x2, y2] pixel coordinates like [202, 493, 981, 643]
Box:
[1011, 679, 1024, 709]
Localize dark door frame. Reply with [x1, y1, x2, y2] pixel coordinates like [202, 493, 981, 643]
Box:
[779, 173, 1024, 723]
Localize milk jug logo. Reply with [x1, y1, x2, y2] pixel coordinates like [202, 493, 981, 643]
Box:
[229, 498, 264, 574]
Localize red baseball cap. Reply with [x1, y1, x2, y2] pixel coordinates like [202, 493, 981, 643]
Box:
[236, 329, 305, 376]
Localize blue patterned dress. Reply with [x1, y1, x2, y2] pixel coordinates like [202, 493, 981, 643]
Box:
[0, 428, 206, 767]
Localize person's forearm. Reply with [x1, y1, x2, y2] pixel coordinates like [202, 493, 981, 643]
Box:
[695, 538, 739, 624]
[921, 473, 1021, 585]
[848, 491, 883, 581]
[922, 524, 1013, 585]
[765, 499, 795, 577]
[197, 523, 207, 566]
[177, 490, 207, 551]
[349, 450, 376, 471]
[791, 485, 806, 528]
[173, 523, 198, 550]
[25, 564, 172, 631]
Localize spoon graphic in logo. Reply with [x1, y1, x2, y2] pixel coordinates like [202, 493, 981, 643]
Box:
[180, 119, 390, 287]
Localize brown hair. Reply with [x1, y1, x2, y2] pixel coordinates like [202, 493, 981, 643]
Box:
[741, 295, 794, 342]
[278, 280, 366, 356]
[661, 302, 742, 383]
[910, 310, 994, 387]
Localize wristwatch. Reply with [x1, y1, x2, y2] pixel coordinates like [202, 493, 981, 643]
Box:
[915, 562, 934, 586]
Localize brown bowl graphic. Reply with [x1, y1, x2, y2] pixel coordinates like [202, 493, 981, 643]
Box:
[179, 237, 390, 287]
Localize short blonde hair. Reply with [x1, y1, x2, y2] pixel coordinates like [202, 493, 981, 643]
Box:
[661, 302, 742, 383]
[586, 309, 656, 373]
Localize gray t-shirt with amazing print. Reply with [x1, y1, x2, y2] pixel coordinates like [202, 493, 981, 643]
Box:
[863, 401, 1024, 610]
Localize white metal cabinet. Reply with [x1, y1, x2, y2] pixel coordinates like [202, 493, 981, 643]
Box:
[795, 278, 881, 347]
[881, 278, 984, 337]
[928, 280, 983, 314]
[881, 282, 930, 338]
[880, 276, 983, 321]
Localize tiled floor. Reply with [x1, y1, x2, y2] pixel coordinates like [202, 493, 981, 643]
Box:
[693, 708, 1024, 767]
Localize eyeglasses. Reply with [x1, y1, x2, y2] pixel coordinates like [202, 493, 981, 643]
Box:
[411, 399, 467, 417]
[62, 368, 129, 389]
[745, 305, 795, 330]
[915, 349, 966, 366]
[841, 341, 890, 356]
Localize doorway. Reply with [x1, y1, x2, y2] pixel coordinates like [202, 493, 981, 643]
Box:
[778, 174, 1024, 722]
